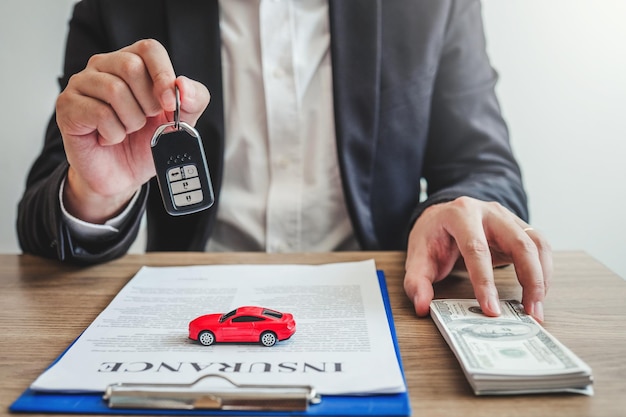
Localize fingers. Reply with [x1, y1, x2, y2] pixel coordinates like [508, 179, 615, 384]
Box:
[480, 205, 552, 322]
[118, 39, 177, 112]
[404, 243, 443, 317]
[513, 226, 552, 321]
[57, 39, 209, 146]
[66, 70, 147, 143]
[403, 197, 552, 323]
[57, 39, 171, 145]
[403, 272, 435, 318]
[443, 199, 502, 317]
[56, 86, 125, 145]
[404, 204, 460, 317]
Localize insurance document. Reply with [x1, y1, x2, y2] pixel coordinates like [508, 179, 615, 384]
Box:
[31, 260, 406, 396]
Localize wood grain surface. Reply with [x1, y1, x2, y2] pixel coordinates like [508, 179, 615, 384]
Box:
[1, 251, 625, 416]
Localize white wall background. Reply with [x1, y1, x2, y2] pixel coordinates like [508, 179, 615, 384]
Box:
[1, 1, 625, 278]
[482, 0, 626, 279]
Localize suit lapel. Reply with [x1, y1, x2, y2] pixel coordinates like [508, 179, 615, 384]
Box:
[328, 0, 382, 248]
[159, 0, 224, 250]
[165, 0, 224, 145]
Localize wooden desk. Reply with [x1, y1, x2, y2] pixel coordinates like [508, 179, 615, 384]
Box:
[1, 251, 625, 416]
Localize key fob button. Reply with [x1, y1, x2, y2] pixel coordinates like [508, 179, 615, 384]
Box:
[170, 177, 201, 194]
[174, 190, 204, 207]
[183, 165, 198, 178]
[167, 167, 184, 182]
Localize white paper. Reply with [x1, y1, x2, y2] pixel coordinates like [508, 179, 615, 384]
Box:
[31, 260, 406, 395]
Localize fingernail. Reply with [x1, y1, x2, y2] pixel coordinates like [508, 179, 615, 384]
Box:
[532, 301, 544, 322]
[488, 297, 501, 316]
[413, 295, 427, 317]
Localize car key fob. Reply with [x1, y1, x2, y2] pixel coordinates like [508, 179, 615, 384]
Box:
[151, 87, 214, 216]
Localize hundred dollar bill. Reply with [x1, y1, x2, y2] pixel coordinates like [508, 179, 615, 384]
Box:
[430, 299, 593, 395]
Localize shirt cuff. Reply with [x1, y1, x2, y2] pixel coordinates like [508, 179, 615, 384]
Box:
[59, 176, 141, 240]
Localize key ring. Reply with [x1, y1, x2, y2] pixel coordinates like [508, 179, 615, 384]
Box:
[174, 85, 181, 130]
[150, 86, 199, 147]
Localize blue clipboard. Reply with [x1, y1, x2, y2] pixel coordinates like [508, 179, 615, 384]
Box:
[10, 271, 410, 416]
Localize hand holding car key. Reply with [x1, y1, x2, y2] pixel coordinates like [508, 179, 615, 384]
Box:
[151, 86, 214, 216]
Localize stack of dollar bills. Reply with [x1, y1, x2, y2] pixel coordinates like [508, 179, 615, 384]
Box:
[430, 299, 593, 395]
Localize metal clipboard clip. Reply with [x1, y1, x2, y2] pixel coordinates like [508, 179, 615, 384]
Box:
[103, 374, 321, 411]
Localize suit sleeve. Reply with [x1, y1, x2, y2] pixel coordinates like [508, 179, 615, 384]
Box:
[414, 0, 528, 223]
[16, 0, 148, 264]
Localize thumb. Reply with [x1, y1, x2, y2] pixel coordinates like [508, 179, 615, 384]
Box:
[404, 273, 435, 317]
[175, 76, 210, 126]
[404, 240, 458, 317]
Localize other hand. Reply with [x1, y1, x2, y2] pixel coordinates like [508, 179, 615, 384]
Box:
[403, 196, 552, 322]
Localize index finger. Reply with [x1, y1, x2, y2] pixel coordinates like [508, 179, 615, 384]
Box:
[122, 39, 177, 112]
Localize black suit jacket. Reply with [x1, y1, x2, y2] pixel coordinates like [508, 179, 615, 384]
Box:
[17, 0, 528, 264]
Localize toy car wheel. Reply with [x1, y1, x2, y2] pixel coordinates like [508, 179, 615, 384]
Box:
[198, 331, 215, 346]
[260, 331, 277, 347]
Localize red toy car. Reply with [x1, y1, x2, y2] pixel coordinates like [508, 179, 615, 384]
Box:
[188, 306, 296, 347]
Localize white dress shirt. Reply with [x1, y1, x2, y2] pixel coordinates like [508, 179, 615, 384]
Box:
[208, 0, 358, 252]
[62, 0, 359, 252]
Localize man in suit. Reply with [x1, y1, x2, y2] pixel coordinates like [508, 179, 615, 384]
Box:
[17, 0, 551, 321]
